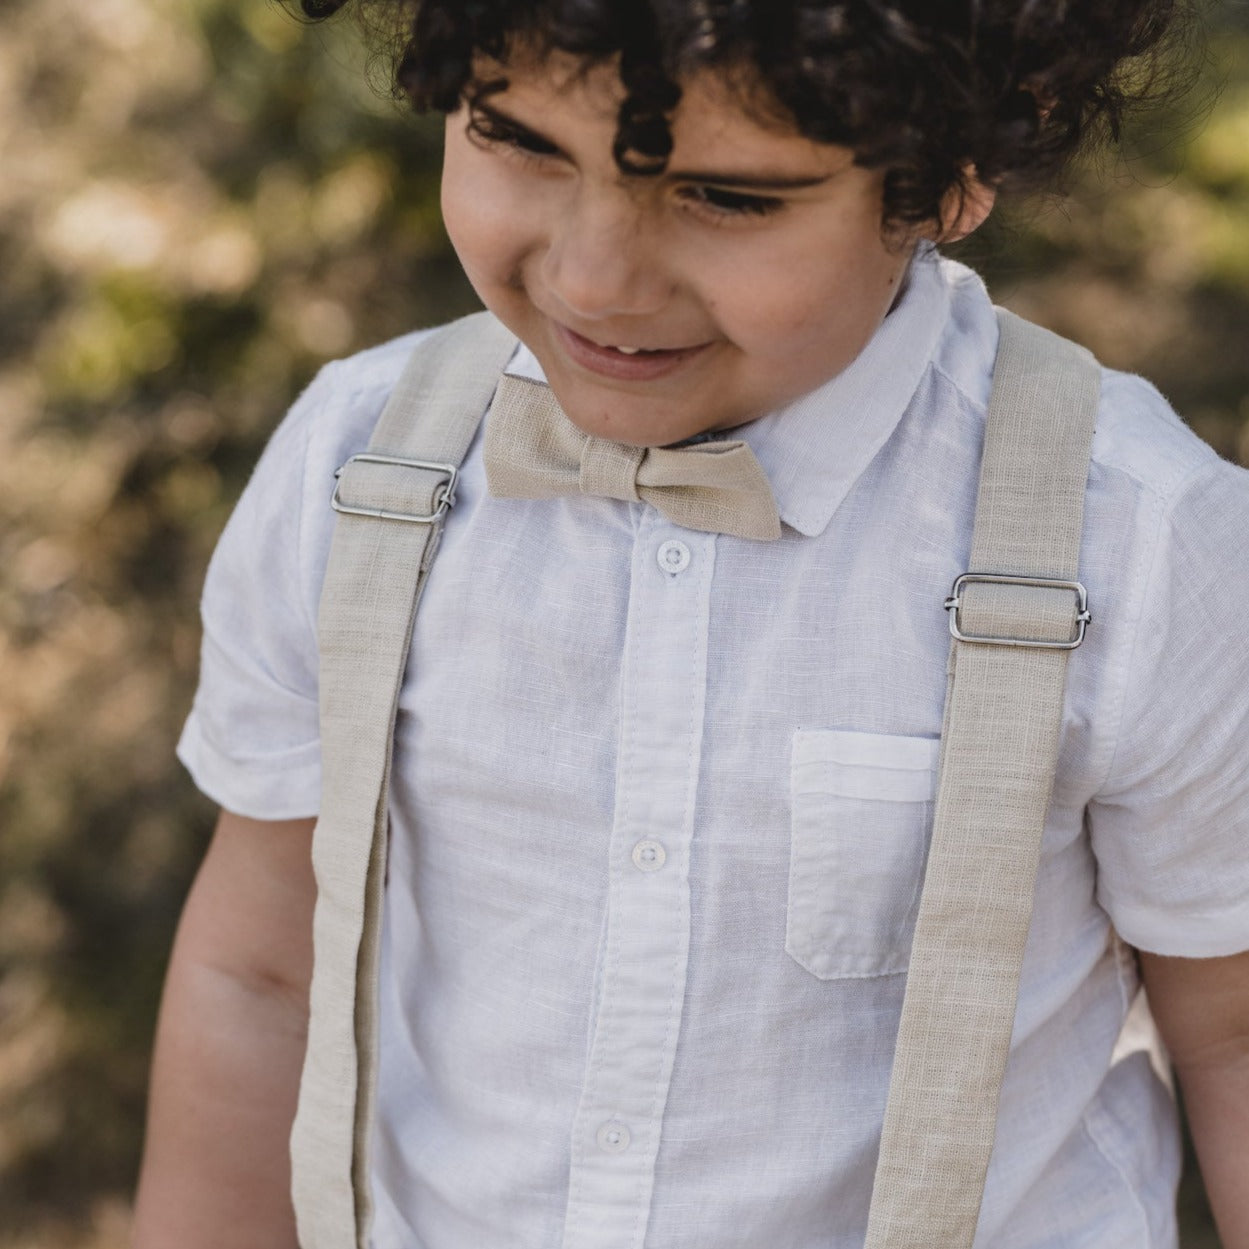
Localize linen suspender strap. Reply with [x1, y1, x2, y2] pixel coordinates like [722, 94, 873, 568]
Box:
[864, 309, 1100, 1249]
[290, 311, 518, 1249]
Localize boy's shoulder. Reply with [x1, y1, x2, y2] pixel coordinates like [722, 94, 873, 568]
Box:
[932, 260, 1240, 513]
[317, 324, 442, 404]
[280, 325, 452, 490]
[1082, 368, 1249, 591]
[296, 317, 521, 456]
[1091, 367, 1234, 507]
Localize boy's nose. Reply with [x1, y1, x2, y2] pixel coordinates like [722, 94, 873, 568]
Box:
[538, 190, 672, 322]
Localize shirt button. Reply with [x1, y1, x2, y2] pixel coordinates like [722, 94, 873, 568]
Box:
[596, 1121, 631, 1154]
[631, 839, 667, 873]
[657, 539, 691, 575]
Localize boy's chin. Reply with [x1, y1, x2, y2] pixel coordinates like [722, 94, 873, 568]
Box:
[550, 383, 755, 448]
[558, 406, 714, 449]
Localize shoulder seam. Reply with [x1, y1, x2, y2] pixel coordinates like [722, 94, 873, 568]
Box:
[1092, 370, 1221, 506]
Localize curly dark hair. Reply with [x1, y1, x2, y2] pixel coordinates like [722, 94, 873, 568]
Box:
[298, 0, 1195, 228]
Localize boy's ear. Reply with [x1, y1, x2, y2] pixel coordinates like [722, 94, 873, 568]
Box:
[935, 174, 997, 244]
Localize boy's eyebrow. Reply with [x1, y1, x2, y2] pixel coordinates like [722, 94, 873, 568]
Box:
[662, 168, 834, 191]
[470, 97, 838, 191]
[469, 98, 555, 138]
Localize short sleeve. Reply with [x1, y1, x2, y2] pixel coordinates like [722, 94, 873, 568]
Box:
[176, 365, 339, 820]
[1090, 455, 1249, 957]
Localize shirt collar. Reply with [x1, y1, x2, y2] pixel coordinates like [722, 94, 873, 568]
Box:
[738, 246, 952, 537]
[504, 245, 952, 539]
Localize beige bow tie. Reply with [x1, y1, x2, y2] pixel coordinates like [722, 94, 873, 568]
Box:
[483, 375, 782, 541]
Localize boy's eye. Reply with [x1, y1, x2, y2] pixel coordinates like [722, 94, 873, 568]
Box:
[680, 184, 785, 219]
[467, 109, 561, 159]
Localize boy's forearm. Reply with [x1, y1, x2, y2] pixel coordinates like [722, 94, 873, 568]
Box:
[1140, 949, 1249, 1249]
[131, 940, 308, 1248]
[1175, 1048, 1249, 1249]
[132, 812, 316, 1249]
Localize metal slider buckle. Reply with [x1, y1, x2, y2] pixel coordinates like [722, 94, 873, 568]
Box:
[331, 453, 459, 524]
[944, 573, 1092, 650]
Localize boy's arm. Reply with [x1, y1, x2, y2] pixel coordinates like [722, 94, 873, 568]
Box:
[1140, 949, 1249, 1249]
[131, 810, 316, 1249]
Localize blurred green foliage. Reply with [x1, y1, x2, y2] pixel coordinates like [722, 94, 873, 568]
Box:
[0, 0, 1246, 1244]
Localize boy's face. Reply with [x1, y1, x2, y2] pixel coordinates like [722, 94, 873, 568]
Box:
[441, 53, 946, 446]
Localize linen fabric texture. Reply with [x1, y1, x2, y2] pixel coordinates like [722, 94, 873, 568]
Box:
[301, 304, 1101, 1249]
[864, 311, 1099, 1249]
[178, 253, 1249, 1249]
[483, 374, 783, 541]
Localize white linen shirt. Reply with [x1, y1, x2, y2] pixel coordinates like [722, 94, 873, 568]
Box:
[178, 252, 1249, 1249]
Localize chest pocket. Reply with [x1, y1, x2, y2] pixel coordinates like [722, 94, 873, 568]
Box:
[786, 729, 940, 980]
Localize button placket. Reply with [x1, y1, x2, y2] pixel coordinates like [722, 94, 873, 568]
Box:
[561, 522, 716, 1249]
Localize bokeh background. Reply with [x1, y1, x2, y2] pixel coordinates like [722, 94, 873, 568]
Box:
[0, 0, 1246, 1244]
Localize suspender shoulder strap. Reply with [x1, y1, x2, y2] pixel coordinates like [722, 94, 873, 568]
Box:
[864, 308, 1101, 1248]
[291, 310, 517, 1249]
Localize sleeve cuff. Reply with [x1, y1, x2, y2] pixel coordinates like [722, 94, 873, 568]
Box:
[1103, 892, 1249, 958]
[177, 712, 321, 821]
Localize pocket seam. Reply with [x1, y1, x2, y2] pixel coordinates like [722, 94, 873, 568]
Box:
[786, 729, 937, 982]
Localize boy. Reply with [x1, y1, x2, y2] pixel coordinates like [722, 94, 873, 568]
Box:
[133, 2, 1249, 1247]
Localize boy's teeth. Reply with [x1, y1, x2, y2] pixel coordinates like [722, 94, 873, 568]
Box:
[614, 346, 643, 355]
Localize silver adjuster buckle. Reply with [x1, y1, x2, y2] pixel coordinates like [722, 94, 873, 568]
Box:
[331, 453, 459, 524]
[944, 573, 1091, 650]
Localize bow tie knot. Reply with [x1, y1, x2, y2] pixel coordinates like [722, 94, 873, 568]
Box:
[579, 440, 647, 502]
[484, 374, 782, 541]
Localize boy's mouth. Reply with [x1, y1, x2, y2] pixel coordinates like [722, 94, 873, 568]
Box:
[554, 323, 710, 381]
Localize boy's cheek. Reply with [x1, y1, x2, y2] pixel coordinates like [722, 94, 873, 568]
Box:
[440, 150, 490, 254]
[745, 255, 906, 357]
[441, 129, 514, 258]
[442, 165, 554, 301]
[442, 175, 523, 293]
